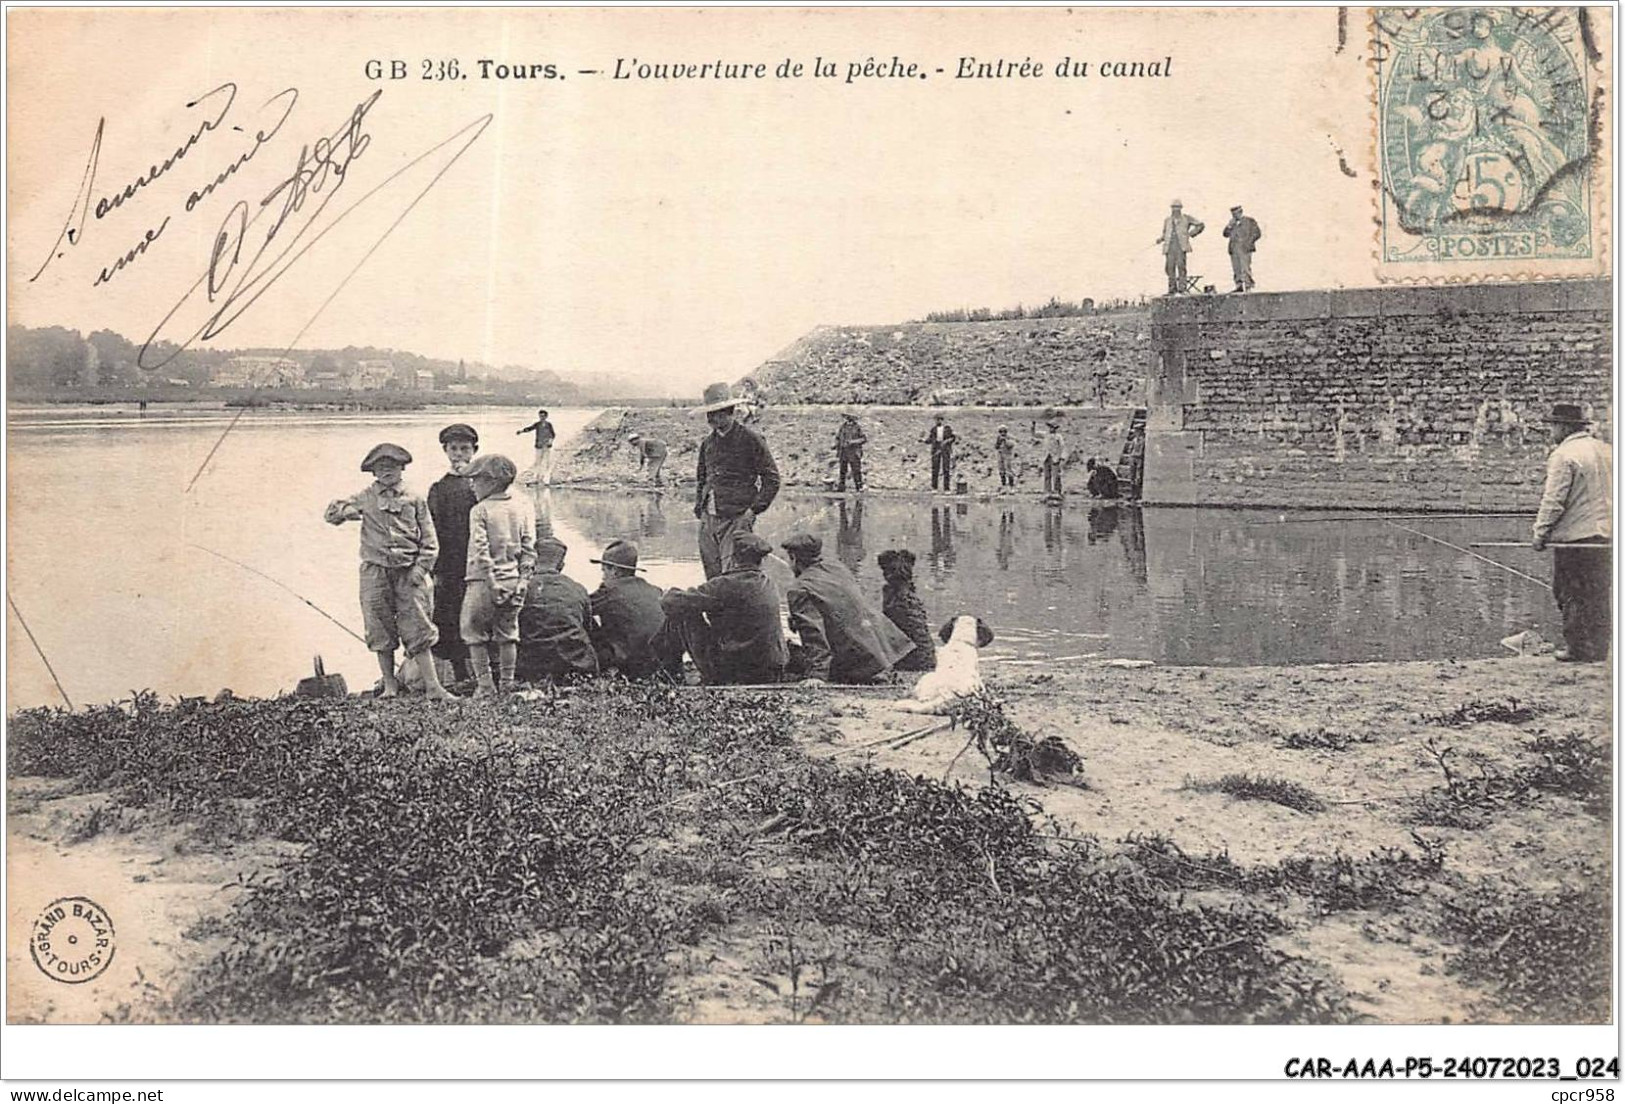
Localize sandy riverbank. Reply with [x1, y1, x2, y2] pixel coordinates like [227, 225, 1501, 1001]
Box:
[6, 655, 1610, 1024]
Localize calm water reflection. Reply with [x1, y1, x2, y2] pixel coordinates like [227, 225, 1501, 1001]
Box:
[547, 489, 1558, 668]
[5, 404, 1560, 711]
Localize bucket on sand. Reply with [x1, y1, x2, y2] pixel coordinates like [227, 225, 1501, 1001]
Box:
[296, 655, 349, 699]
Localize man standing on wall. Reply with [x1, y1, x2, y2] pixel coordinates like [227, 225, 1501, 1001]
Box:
[1156, 199, 1204, 296]
[923, 413, 956, 493]
[517, 409, 557, 486]
[1223, 205, 1262, 293]
[692, 382, 781, 579]
[835, 411, 867, 492]
[1532, 403, 1613, 662]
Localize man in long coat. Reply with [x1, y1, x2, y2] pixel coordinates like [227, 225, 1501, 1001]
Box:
[781, 532, 914, 684]
[1156, 199, 1204, 295]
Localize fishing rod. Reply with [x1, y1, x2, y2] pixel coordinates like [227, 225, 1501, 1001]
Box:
[1471, 541, 1611, 550]
[1384, 521, 1550, 591]
[1248, 512, 1533, 526]
[7, 594, 74, 709]
[189, 544, 369, 644]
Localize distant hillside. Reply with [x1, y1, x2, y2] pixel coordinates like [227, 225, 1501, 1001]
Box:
[747, 313, 1151, 407]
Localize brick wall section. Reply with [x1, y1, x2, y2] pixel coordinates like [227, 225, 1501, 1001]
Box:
[749, 314, 1151, 406]
[556, 405, 1137, 494]
[1144, 280, 1612, 509]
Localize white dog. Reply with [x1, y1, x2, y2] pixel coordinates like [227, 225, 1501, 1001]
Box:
[898, 615, 995, 714]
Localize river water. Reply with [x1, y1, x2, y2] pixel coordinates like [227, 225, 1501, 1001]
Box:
[6, 405, 1558, 710]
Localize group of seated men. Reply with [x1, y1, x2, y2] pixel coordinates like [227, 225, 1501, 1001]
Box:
[523, 531, 934, 687]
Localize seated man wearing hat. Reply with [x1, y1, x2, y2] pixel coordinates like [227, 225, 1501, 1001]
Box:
[588, 540, 668, 679]
[428, 423, 480, 682]
[782, 532, 914, 685]
[659, 532, 788, 684]
[1533, 402, 1613, 662]
[516, 536, 600, 683]
[692, 382, 781, 579]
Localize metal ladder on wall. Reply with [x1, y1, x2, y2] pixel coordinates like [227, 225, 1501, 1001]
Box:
[1117, 407, 1148, 501]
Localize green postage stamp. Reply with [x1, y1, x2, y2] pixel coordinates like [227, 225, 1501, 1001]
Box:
[1374, 6, 1610, 280]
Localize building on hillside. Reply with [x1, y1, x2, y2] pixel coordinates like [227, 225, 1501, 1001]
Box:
[218, 355, 303, 387]
[354, 360, 395, 390]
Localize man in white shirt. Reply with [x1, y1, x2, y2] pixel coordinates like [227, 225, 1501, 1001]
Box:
[1532, 403, 1612, 662]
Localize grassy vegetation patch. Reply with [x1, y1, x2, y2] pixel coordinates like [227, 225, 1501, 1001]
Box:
[1424, 698, 1536, 727]
[1441, 877, 1612, 1022]
[1273, 727, 1375, 753]
[1183, 773, 1326, 814]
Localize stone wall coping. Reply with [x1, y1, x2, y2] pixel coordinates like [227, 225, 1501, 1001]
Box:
[1150, 279, 1610, 324]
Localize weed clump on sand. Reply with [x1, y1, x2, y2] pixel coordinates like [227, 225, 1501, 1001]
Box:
[1183, 773, 1325, 814]
[1411, 733, 1610, 829]
[1441, 878, 1612, 1022]
[1274, 727, 1375, 753]
[1119, 832, 1446, 915]
[948, 688, 1086, 787]
[1424, 698, 1536, 727]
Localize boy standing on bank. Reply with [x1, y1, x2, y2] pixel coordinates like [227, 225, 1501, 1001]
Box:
[325, 443, 455, 700]
[462, 454, 537, 694]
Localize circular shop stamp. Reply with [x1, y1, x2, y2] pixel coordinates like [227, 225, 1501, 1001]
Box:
[29, 896, 116, 984]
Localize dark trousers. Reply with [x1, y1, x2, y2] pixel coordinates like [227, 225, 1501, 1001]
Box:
[1553, 538, 1611, 660]
[838, 450, 864, 491]
[430, 574, 470, 672]
[931, 447, 953, 490]
[1043, 458, 1063, 496]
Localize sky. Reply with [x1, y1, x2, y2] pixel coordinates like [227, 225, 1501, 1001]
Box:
[2, 7, 1531, 395]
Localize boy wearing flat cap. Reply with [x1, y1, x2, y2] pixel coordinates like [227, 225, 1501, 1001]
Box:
[462, 453, 537, 694]
[325, 443, 454, 700]
[428, 424, 480, 681]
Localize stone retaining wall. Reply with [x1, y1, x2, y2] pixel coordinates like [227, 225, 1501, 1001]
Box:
[1144, 280, 1612, 509]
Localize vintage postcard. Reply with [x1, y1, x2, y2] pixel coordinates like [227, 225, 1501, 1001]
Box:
[4, 5, 1616, 1086]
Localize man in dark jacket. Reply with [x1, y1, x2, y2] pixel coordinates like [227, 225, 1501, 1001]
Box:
[1086, 457, 1120, 499]
[692, 382, 781, 579]
[923, 414, 956, 492]
[782, 533, 914, 684]
[516, 409, 557, 486]
[660, 533, 787, 684]
[427, 423, 480, 681]
[1223, 205, 1262, 293]
[516, 537, 599, 683]
[587, 539, 667, 678]
[835, 412, 866, 492]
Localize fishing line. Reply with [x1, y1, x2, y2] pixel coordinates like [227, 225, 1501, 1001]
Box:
[189, 544, 369, 643]
[1384, 521, 1551, 591]
[7, 593, 74, 709]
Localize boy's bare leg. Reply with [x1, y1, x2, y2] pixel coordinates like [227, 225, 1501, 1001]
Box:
[414, 651, 457, 701]
[375, 650, 401, 698]
[469, 645, 497, 695]
[497, 642, 518, 692]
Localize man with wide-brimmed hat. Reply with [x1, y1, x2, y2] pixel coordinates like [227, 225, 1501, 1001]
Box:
[660, 532, 787, 683]
[1223, 204, 1261, 292]
[1532, 402, 1612, 662]
[691, 382, 781, 578]
[1156, 199, 1204, 295]
[587, 540, 668, 678]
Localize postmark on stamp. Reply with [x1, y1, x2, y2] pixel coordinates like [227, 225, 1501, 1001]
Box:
[29, 895, 117, 984]
[1373, 7, 1609, 281]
